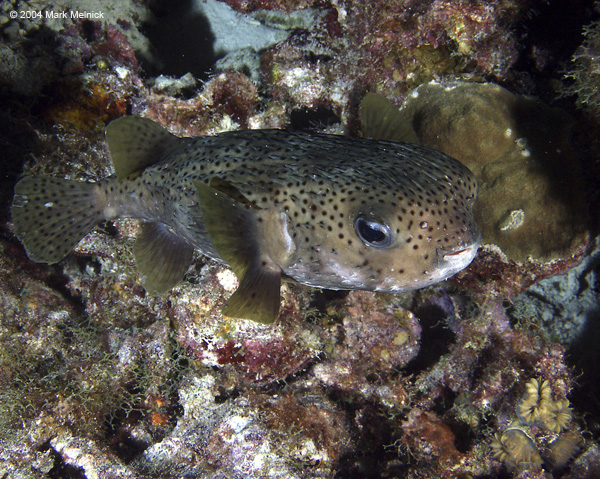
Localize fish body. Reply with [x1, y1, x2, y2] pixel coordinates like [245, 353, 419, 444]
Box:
[12, 99, 480, 323]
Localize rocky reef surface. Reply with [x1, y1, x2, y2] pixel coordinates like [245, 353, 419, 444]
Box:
[1, 0, 600, 478]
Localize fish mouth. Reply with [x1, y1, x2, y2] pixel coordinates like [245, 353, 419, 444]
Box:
[441, 226, 482, 267]
[441, 243, 479, 270]
[444, 247, 472, 257]
[425, 242, 479, 285]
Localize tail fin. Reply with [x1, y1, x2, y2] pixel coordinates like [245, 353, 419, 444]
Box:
[11, 176, 106, 263]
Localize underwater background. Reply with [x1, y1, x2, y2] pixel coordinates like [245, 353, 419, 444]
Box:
[0, 0, 599, 477]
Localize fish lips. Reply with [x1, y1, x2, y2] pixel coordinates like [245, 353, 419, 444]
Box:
[438, 234, 481, 279]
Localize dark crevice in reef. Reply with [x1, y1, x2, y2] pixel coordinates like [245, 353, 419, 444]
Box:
[142, 0, 217, 79]
[0, 98, 42, 230]
[105, 335, 192, 463]
[428, 389, 482, 455]
[46, 446, 87, 479]
[509, 0, 597, 101]
[104, 380, 154, 464]
[334, 403, 397, 479]
[305, 289, 349, 323]
[289, 105, 342, 131]
[215, 384, 241, 404]
[567, 304, 600, 442]
[47, 264, 87, 317]
[449, 419, 478, 454]
[403, 301, 456, 375]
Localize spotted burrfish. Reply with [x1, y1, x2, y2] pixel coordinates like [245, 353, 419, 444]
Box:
[11, 94, 480, 323]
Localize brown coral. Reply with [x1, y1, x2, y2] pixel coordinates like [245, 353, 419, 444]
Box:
[518, 377, 572, 432]
[491, 428, 543, 471]
[545, 431, 582, 469]
[544, 398, 573, 434]
[518, 378, 553, 424]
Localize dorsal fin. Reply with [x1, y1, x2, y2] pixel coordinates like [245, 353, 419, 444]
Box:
[360, 93, 419, 144]
[105, 116, 180, 180]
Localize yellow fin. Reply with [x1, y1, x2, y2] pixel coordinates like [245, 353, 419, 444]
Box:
[360, 93, 419, 143]
[106, 116, 180, 180]
[133, 221, 194, 294]
[194, 180, 282, 324]
[222, 260, 282, 324]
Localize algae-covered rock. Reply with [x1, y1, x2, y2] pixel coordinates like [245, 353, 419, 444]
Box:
[403, 81, 589, 263]
[563, 20, 600, 117]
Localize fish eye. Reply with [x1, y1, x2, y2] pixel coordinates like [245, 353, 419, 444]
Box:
[354, 217, 392, 247]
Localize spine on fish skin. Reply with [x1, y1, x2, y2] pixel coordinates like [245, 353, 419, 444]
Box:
[11, 176, 108, 264]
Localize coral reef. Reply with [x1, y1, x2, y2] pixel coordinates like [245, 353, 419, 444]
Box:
[1, 0, 600, 477]
[0, 0, 151, 93]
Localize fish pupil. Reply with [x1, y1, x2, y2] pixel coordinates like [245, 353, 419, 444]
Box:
[354, 218, 391, 247]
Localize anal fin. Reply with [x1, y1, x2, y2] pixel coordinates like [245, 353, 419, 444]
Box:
[133, 221, 194, 294]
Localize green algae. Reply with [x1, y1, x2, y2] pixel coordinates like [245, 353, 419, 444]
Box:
[563, 20, 600, 115]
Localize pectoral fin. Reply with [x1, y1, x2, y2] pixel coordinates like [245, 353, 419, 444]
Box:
[222, 258, 281, 324]
[134, 221, 194, 294]
[194, 180, 283, 324]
